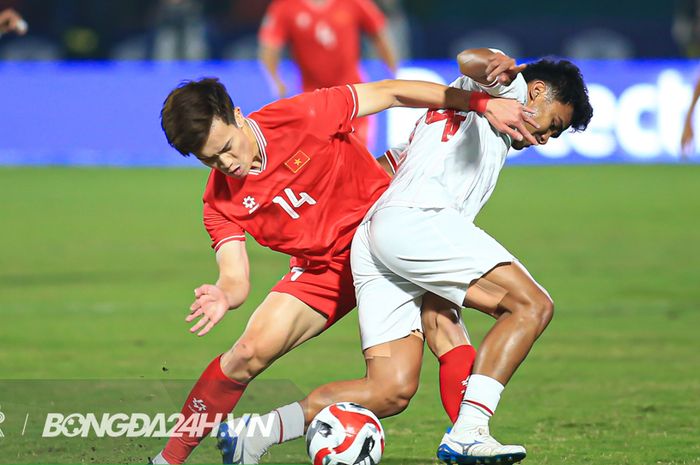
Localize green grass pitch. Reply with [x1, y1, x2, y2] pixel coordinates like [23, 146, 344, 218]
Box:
[1, 165, 698, 464]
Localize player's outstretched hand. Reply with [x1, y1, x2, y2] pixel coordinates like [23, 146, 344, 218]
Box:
[485, 53, 526, 86]
[483, 98, 540, 145]
[186, 284, 230, 337]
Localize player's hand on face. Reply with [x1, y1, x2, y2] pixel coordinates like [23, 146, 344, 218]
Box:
[483, 98, 540, 145]
[681, 122, 694, 158]
[186, 284, 231, 336]
[485, 53, 526, 86]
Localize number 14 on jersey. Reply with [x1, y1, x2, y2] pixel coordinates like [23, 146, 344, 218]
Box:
[273, 188, 317, 219]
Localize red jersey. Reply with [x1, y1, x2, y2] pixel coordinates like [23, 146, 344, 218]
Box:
[202, 84, 390, 270]
[259, 0, 386, 91]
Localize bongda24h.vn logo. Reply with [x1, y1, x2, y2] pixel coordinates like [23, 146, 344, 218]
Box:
[41, 412, 274, 438]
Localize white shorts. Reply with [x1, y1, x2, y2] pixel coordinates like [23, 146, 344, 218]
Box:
[351, 206, 515, 350]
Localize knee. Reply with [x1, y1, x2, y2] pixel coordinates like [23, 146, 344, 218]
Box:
[375, 373, 419, 416]
[221, 335, 277, 382]
[511, 292, 554, 331]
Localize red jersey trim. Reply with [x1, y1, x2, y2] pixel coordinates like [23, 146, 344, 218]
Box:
[346, 84, 359, 120]
[214, 235, 246, 251]
[246, 118, 268, 175]
[383, 150, 398, 173]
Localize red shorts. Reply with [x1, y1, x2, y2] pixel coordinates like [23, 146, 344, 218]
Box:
[271, 251, 356, 329]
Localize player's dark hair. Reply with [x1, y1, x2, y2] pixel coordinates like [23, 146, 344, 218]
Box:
[160, 77, 237, 157]
[522, 59, 593, 132]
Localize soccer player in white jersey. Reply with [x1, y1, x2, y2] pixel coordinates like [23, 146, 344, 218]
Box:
[354, 48, 593, 464]
[215, 48, 592, 464]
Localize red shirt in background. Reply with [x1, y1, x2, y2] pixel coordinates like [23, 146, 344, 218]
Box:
[259, 0, 386, 91]
[202, 84, 390, 270]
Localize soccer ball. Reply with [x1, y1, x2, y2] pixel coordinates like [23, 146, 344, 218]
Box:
[306, 402, 385, 465]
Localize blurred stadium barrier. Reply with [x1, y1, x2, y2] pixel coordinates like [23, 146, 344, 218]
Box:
[0, 59, 698, 166]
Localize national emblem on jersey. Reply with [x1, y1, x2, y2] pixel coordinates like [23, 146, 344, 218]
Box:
[284, 150, 311, 173]
[242, 196, 258, 213]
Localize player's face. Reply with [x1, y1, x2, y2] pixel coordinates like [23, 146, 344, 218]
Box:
[511, 81, 573, 150]
[196, 112, 259, 178]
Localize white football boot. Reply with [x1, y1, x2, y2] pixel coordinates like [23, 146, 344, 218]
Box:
[437, 425, 526, 464]
[216, 415, 267, 464]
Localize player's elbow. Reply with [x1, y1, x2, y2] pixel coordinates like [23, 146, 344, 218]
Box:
[456, 48, 490, 78]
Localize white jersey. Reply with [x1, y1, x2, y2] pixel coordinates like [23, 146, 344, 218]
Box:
[370, 73, 528, 223]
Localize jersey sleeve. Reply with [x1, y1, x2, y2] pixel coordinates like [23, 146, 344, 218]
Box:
[353, 0, 386, 35]
[203, 202, 246, 252]
[450, 50, 528, 104]
[382, 142, 407, 173]
[258, 0, 288, 48]
[261, 84, 359, 137]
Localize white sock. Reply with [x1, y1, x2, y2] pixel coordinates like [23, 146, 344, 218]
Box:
[252, 402, 305, 452]
[454, 374, 504, 430]
[150, 451, 169, 464]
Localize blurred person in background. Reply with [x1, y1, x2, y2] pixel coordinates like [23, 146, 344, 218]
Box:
[675, 0, 700, 156]
[0, 7, 26, 36]
[258, 0, 398, 145]
[680, 75, 700, 157]
[149, 0, 208, 60]
[674, 0, 700, 56]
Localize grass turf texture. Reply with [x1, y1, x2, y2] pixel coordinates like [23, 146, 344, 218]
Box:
[0, 165, 698, 465]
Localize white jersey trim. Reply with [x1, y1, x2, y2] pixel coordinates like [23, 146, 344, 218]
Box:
[346, 84, 359, 120]
[246, 118, 268, 175]
[214, 235, 246, 251]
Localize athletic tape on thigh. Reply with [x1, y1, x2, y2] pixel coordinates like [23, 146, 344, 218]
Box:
[364, 331, 424, 360]
[467, 279, 509, 312]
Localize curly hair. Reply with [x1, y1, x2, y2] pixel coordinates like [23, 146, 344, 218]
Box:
[522, 59, 593, 132]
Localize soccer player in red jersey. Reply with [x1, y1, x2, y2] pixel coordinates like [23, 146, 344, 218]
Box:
[258, 0, 397, 144]
[150, 77, 538, 464]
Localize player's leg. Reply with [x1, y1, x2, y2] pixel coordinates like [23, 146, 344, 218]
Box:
[439, 262, 552, 464]
[220, 291, 328, 381]
[366, 205, 533, 463]
[421, 293, 475, 423]
[218, 335, 425, 464]
[300, 332, 424, 420]
[463, 261, 553, 385]
[155, 291, 327, 464]
[215, 222, 429, 464]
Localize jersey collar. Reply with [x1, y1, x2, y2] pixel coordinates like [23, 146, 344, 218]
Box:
[246, 118, 268, 175]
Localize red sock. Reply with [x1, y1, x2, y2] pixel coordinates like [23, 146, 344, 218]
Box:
[438, 345, 476, 423]
[162, 355, 247, 464]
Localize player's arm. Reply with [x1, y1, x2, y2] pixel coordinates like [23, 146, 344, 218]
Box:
[258, 0, 289, 98]
[259, 44, 287, 98]
[370, 29, 397, 75]
[186, 241, 251, 337]
[457, 48, 526, 86]
[681, 75, 700, 157]
[354, 79, 538, 144]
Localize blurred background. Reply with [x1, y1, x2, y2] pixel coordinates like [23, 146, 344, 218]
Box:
[1, 0, 700, 164]
[0, 0, 692, 61]
[1, 2, 699, 464]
